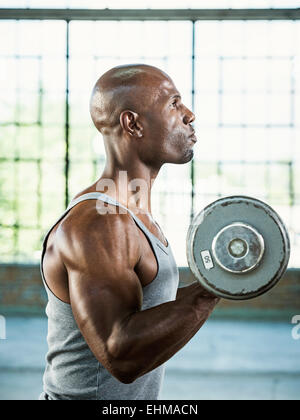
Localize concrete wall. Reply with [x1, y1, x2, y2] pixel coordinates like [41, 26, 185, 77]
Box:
[0, 264, 299, 319]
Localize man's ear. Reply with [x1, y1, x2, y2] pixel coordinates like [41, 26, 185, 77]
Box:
[120, 110, 143, 138]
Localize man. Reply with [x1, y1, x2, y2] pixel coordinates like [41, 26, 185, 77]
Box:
[39, 64, 219, 400]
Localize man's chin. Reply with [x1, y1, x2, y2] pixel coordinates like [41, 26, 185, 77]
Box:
[163, 149, 194, 165]
[179, 149, 194, 164]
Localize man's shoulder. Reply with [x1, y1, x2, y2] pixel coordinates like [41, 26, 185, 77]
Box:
[58, 199, 137, 243]
[55, 199, 141, 272]
[54, 199, 142, 269]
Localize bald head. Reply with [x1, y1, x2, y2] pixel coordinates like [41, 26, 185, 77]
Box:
[89, 64, 172, 134]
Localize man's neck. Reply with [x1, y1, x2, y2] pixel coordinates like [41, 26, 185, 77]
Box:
[96, 163, 160, 215]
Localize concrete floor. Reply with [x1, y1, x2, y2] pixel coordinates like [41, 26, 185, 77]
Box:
[0, 317, 299, 400]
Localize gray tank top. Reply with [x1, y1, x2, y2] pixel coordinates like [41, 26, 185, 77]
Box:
[39, 192, 179, 400]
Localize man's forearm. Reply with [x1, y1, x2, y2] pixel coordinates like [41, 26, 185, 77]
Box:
[176, 281, 216, 300]
[108, 283, 219, 382]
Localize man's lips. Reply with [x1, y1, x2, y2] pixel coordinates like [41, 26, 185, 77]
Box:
[189, 131, 197, 142]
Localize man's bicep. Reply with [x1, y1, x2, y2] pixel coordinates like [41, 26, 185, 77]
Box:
[67, 264, 143, 379]
[68, 265, 143, 345]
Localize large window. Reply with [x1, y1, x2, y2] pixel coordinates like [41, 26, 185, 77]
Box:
[0, 7, 299, 267]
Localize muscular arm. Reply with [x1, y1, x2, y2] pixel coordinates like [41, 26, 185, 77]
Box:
[58, 209, 219, 384]
[111, 283, 219, 382]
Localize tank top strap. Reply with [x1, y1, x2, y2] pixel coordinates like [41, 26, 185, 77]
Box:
[67, 192, 169, 254]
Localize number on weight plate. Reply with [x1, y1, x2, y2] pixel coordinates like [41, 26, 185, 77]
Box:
[201, 250, 214, 270]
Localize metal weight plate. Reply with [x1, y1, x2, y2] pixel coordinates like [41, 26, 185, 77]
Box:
[186, 196, 290, 300]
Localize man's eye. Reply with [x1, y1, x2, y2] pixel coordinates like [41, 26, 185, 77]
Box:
[172, 101, 177, 107]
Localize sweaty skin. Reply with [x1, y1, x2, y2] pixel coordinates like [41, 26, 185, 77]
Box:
[43, 64, 219, 383]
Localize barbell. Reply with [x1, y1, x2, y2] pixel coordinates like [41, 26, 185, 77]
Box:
[186, 196, 290, 300]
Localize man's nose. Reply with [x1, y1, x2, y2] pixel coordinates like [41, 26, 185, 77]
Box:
[183, 108, 195, 125]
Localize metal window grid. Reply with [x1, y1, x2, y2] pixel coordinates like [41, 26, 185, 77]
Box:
[0, 8, 299, 264]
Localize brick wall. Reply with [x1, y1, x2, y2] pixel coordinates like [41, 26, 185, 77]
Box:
[0, 264, 47, 315]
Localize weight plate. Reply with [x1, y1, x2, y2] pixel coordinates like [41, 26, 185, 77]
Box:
[186, 196, 290, 300]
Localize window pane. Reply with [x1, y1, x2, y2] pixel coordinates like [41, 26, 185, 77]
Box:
[0, 228, 15, 262]
[42, 127, 65, 161]
[19, 58, 40, 92]
[0, 193, 16, 226]
[0, 90, 17, 123]
[41, 192, 65, 231]
[0, 162, 15, 196]
[17, 162, 38, 194]
[18, 92, 40, 124]
[17, 228, 42, 263]
[42, 92, 65, 125]
[41, 161, 65, 194]
[17, 126, 41, 160]
[69, 161, 95, 198]
[69, 127, 95, 161]
[0, 126, 17, 159]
